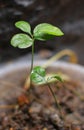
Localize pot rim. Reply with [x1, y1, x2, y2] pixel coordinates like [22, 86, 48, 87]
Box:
[0, 60, 84, 77]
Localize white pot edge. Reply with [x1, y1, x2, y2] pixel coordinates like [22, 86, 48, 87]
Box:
[0, 60, 84, 77]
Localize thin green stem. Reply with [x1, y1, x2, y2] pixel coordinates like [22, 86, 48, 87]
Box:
[31, 41, 34, 72]
[47, 83, 64, 120]
[30, 39, 35, 88]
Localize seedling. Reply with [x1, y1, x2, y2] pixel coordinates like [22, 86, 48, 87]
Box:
[11, 21, 64, 119]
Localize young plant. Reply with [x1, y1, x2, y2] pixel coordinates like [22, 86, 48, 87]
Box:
[30, 66, 64, 119]
[11, 20, 64, 119]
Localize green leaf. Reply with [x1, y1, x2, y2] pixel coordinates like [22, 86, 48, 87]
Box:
[30, 66, 46, 85]
[53, 75, 63, 82]
[33, 23, 64, 41]
[47, 75, 63, 82]
[46, 74, 63, 84]
[15, 21, 31, 34]
[11, 33, 33, 49]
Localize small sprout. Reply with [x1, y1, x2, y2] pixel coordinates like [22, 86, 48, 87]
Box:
[30, 66, 64, 119]
[10, 21, 64, 119]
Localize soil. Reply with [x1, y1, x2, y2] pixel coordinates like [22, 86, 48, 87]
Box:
[0, 78, 84, 130]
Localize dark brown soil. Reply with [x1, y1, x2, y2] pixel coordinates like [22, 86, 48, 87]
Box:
[0, 80, 84, 130]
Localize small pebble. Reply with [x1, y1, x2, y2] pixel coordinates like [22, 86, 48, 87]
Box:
[50, 113, 61, 124]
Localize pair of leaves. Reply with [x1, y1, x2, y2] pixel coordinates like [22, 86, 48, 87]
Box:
[11, 21, 64, 49]
[30, 66, 62, 85]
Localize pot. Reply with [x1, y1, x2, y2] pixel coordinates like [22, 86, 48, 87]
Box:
[0, 60, 84, 129]
[0, 60, 84, 108]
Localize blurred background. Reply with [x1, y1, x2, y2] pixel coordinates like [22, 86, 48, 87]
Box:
[0, 0, 84, 65]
